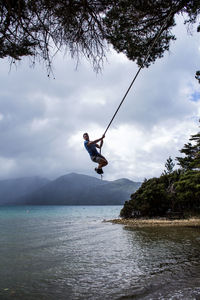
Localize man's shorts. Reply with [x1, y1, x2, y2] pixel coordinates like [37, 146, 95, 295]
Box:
[91, 154, 106, 163]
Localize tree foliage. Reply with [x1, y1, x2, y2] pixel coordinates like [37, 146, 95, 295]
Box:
[104, 0, 176, 67]
[104, 0, 200, 74]
[0, 0, 110, 72]
[120, 122, 200, 218]
[174, 170, 200, 212]
[163, 156, 175, 175]
[0, 0, 200, 72]
[176, 130, 200, 170]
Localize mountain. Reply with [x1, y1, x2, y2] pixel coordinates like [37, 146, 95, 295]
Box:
[0, 176, 50, 205]
[12, 173, 141, 205]
[103, 178, 141, 195]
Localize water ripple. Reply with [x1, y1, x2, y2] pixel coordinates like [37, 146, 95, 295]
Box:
[0, 206, 200, 300]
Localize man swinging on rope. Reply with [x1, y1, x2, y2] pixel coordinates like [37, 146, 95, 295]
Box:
[83, 133, 108, 175]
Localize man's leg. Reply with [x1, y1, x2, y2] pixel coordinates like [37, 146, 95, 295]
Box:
[98, 157, 108, 169]
[94, 156, 108, 174]
[97, 157, 108, 174]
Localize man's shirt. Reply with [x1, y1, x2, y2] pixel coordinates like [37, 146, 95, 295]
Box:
[84, 140, 99, 157]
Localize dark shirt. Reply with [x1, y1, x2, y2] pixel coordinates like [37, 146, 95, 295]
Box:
[84, 140, 99, 157]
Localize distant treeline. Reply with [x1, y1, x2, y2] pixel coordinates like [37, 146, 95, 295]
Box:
[121, 122, 200, 218]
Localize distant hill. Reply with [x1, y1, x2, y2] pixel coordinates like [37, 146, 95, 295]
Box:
[0, 173, 141, 205]
[0, 176, 50, 205]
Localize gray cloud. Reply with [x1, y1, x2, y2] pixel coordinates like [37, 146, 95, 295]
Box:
[0, 16, 200, 181]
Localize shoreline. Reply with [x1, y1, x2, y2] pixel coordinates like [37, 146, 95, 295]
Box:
[106, 217, 200, 228]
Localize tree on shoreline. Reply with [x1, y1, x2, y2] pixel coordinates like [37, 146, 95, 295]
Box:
[0, 1, 199, 73]
[120, 121, 200, 218]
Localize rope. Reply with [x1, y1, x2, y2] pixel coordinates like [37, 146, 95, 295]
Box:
[102, 8, 174, 137]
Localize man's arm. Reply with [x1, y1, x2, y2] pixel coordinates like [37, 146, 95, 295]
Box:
[87, 134, 105, 146]
[95, 143, 103, 149]
[95, 139, 104, 149]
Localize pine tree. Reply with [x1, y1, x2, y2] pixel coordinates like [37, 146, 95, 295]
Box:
[176, 126, 200, 171]
[189, 133, 200, 169]
[163, 156, 175, 174]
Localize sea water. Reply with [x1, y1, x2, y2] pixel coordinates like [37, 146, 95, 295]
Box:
[0, 205, 200, 300]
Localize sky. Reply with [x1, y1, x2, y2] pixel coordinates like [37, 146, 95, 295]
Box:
[0, 16, 200, 182]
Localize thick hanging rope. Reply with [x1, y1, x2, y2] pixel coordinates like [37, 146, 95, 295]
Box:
[102, 8, 174, 138]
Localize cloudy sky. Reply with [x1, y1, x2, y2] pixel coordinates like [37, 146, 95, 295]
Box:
[0, 16, 200, 182]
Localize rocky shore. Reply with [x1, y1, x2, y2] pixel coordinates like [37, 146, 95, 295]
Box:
[106, 218, 200, 227]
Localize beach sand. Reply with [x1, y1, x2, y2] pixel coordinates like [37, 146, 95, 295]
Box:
[106, 218, 200, 228]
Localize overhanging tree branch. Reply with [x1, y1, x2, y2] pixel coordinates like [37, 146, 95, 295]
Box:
[0, 0, 199, 73]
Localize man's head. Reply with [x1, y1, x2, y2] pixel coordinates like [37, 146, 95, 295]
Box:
[83, 133, 89, 141]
